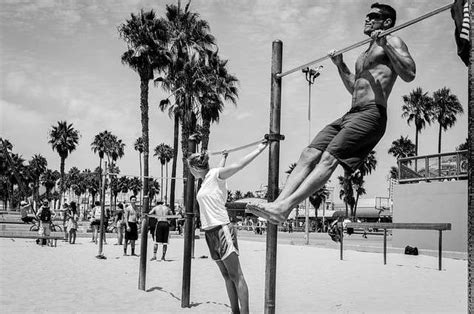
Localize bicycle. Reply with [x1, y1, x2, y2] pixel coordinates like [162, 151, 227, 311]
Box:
[29, 220, 63, 232]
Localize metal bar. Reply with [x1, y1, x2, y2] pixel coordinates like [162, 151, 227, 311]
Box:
[383, 229, 387, 265]
[264, 40, 282, 314]
[181, 137, 197, 308]
[399, 174, 468, 183]
[398, 150, 468, 162]
[107, 173, 185, 180]
[438, 230, 442, 271]
[276, 3, 453, 78]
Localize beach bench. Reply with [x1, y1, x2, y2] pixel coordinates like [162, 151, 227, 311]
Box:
[0, 231, 63, 247]
[337, 222, 451, 271]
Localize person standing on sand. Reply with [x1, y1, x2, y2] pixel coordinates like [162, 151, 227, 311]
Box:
[188, 141, 268, 314]
[114, 203, 125, 245]
[123, 195, 139, 256]
[90, 201, 101, 244]
[67, 201, 78, 244]
[36, 199, 56, 246]
[148, 202, 172, 261]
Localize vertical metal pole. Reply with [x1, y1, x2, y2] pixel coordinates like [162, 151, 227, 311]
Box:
[181, 137, 196, 308]
[383, 229, 387, 265]
[438, 230, 442, 271]
[340, 222, 343, 260]
[264, 40, 282, 314]
[97, 162, 107, 258]
[468, 1, 473, 310]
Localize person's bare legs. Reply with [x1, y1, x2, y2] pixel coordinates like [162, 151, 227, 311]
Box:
[276, 147, 323, 202]
[217, 253, 249, 314]
[248, 151, 339, 224]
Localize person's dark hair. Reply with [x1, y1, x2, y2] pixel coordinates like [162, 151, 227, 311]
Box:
[156, 201, 164, 205]
[95, 201, 101, 206]
[130, 195, 137, 201]
[371, 3, 396, 28]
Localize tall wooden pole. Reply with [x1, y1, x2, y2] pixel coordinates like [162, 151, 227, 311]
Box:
[97, 162, 107, 259]
[468, 0, 473, 311]
[265, 40, 282, 314]
[181, 136, 196, 308]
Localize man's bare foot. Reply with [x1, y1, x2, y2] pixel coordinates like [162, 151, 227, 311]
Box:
[246, 202, 288, 225]
[150, 256, 157, 261]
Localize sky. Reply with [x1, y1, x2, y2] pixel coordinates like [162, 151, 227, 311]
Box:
[0, 0, 468, 204]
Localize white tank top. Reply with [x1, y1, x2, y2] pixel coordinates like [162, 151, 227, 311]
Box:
[196, 168, 229, 230]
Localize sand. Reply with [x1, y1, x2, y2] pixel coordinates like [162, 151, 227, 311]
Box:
[0, 233, 467, 313]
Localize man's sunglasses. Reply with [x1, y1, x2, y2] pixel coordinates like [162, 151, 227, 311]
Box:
[366, 13, 385, 20]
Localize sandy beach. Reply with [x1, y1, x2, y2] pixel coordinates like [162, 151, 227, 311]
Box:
[0, 232, 467, 313]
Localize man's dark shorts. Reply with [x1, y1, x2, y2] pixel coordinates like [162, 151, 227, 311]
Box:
[125, 222, 138, 241]
[154, 221, 170, 244]
[309, 104, 387, 171]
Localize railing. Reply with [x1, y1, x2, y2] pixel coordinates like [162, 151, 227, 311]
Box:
[398, 150, 468, 183]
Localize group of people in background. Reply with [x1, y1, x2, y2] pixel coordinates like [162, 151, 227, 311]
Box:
[19, 195, 176, 255]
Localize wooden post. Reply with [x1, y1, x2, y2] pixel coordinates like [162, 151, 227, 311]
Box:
[97, 162, 107, 259]
[181, 136, 197, 308]
[264, 40, 282, 314]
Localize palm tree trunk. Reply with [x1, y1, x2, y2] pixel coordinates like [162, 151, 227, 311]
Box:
[98, 157, 103, 191]
[139, 152, 142, 208]
[438, 124, 442, 177]
[59, 157, 66, 208]
[353, 193, 360, 221]
[438, 124, 442, 154]
[165, 162, 169, 205]
[160, 163, 164, 202]
[181, 96, 197, 208]
[170, 114, 179, 214]
[201, 117, 211, 151]
[138, 77, 150, 290]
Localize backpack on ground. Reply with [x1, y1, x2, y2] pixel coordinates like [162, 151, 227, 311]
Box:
[404, 245, 419, 255]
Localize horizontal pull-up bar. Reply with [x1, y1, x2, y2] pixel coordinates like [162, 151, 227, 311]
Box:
[106, 173, 186, 180]
[276, 3, 453, 78]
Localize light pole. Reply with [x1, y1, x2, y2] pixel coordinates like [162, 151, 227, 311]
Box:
[302, 65, 323, 244]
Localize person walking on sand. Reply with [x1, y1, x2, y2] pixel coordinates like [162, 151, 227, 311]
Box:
[123, 195, 139, 256]
[248, 3, 415, 225]
[188, 140, 269, 314]
[148, 202, 172, 261]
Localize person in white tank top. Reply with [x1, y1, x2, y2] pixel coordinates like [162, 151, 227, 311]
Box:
[188, 140, 268, 314]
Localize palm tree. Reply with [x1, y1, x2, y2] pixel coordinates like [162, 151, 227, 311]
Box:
[41, 169, 60, 200]
[128, 177, 142, 198]
[351, 150, 377, 219]
[389, 166, 399, 180]
[154, 143, 173, 203]
[431, 87, 464, 153]
[401, 87, 433, 155]
[160, 2, 215, 202]
[119, 10, 169, 263]
[28, 154, 47, 206]
[388, 136, 416, 159]
[118, 176, 130, 202]
[48, 120, 80, 206]
[456, 138, 468, 151]
[148, 179, 161, 203]
[199, 51, 239, 151]
[91, 130, 114, 187]
[338, 174, 354, 218]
